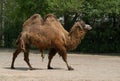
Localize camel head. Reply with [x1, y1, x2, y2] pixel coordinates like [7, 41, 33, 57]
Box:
[78, 20, 92, 31]
[69, 21, 92, 36]
[67, 21, 92, 50]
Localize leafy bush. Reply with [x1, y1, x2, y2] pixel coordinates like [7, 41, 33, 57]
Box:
[76, 27, 120, 53]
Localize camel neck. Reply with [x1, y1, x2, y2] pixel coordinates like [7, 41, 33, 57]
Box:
[66, 30, 86, 50]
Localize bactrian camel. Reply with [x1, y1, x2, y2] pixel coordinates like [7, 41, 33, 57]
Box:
[11, 14, 92, 70]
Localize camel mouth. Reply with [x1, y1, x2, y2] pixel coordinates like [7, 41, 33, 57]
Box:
[84, 24, 92, 30]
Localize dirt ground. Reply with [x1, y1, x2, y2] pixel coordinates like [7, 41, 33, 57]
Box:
[0, 49, 120, 81]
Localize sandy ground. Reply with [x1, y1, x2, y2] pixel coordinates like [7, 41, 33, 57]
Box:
[0, 49, 120, 81]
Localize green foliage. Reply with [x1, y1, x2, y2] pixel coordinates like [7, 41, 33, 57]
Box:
[2, 0, 50, 48]
[48, 0, 84, 14]
[76, 27, 120, 53]
[15, 0, 50, 17]
[0, 0, 120, 53]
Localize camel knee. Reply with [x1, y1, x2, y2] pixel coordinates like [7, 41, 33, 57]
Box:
[12, 50, 21, 59]
[13, 54, 18, 59]
[24, 57, 29, 62]
[24, 55, 29, 62]
[48, 54, 55, 59]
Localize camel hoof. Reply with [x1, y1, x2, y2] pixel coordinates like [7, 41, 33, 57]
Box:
[48, 66, 53, 69]
[11, 67, 15, 69]
[68, 66, 74, 70]
[29, 68, 34, 70]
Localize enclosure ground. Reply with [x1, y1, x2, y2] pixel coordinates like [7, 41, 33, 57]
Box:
[0, 49, 120, 81]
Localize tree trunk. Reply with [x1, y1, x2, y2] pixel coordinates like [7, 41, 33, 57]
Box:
[1, 0, 5, 46]
[64, 13, 70, 31]
[64, 13, 79, 31]
[70, 13, 79, 27]
[112, 13, 116, 27]
[116, 14, 120, 28]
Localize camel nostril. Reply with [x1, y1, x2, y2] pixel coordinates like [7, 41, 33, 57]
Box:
[85, 24, 92, 30]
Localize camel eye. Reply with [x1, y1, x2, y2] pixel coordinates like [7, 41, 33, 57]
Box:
[78, 25, 83, 30]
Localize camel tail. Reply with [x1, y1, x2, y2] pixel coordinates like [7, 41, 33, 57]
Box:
[40, 50, 45, 62]
[16, 34, 21, 45]
[16, 33, 26, 52]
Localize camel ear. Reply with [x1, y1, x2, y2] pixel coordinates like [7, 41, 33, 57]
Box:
[80, 20, 85, 27]
[74, 22, 78, 25]
[74, 22, 83, 30]
[75, 22, 83, 30]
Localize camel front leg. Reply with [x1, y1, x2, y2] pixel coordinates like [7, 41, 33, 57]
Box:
[47, 48, 57, 69]
[58, 48, 74, 70]
[23, 48, 33, 70]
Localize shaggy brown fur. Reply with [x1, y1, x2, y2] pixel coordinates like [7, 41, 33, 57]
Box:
[11, 14, 92, 70]
[23, 14, 43, 31]
[44, 14, 68, 35]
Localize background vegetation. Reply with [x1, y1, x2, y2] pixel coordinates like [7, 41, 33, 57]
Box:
[0, 0, 120, 53]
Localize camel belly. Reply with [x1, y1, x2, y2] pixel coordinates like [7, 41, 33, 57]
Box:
[29, 34, 51, 49]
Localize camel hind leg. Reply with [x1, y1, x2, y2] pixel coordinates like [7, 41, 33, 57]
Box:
[11, 48, 21, 69]
[23, 51, 33, 70]
[23, 45, 33, 70]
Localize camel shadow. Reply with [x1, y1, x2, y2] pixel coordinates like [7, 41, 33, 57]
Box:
[48, 67, 64, 70]
[4, 67, 43, 71]
[4, 67, 64, 71]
